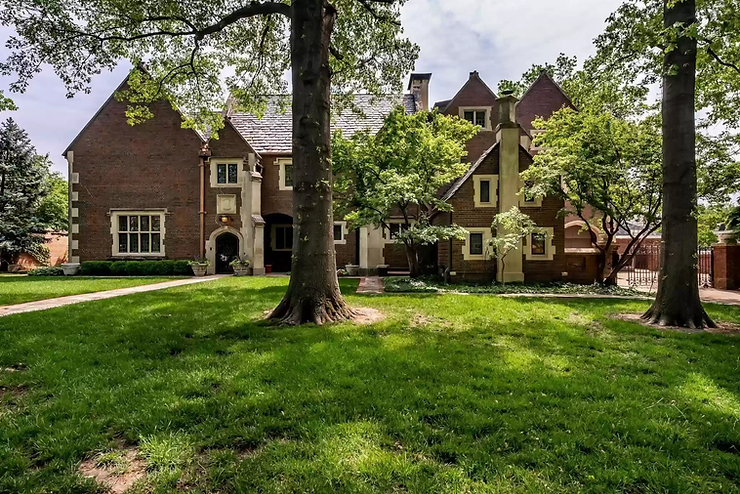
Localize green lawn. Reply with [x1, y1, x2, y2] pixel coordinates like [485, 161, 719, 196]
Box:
[1, 277, 740, 493]
[0, 276, 186, 306]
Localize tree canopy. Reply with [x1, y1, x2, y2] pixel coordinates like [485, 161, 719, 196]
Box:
[523, 108, 663, 284]
[0, 118, 57, 266]
[333, 107, 479, 277]
[0, 0, 417, 134]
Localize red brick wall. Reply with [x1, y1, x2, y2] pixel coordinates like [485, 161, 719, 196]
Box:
[436, 147, 565, 283]
[261, 155, 294, 218]
[441, 74, 500, 167]
[70, 92, 203, 262]
[335, 229, 358, 268]
[563, 253, 601, 284]
[712, 245, 740, 290]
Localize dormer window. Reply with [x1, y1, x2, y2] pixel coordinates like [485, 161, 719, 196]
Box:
[459, 107, 491, 130]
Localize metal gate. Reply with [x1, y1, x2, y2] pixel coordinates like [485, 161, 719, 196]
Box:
[625, 244, 713, 288]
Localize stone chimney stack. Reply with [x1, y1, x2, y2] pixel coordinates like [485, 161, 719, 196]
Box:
[495, 90, 525, 283]
[407, 73, 432, 112]
[497, 89, 518, 127]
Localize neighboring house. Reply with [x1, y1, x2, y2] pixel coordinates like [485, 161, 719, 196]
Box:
[64, 69, 601, 283]
[13, 231, 68, 271]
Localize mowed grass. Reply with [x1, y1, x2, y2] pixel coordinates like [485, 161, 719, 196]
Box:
[1, 276, 740, 493]
[0, 276, 186, 306]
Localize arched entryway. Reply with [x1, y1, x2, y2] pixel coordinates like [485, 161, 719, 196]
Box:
[264, 213, 293, 273]
[215, 232, 239, 274]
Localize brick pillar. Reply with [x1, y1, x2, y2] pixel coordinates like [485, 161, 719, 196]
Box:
[713, 244, 740, 290]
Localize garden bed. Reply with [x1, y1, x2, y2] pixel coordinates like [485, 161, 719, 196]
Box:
[383, 276, 647, 297]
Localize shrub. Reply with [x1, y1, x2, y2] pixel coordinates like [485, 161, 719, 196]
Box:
[80, 261, 113, 276]
[79, 260, 194, 276]
[27, 266, 64, 276]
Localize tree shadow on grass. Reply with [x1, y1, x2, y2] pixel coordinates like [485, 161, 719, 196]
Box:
[2, 279, 740, 492]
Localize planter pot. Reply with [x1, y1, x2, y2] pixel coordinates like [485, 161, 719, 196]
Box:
[191, 264, 208, 276]
[265, 265, 273, 274]
[377, 264, 390, 277]
[232, 265, 251, 276]
[715, 230, 735, 245]
[345, 264, 360, 276]
[7, 264, 22, 273]
[61, 263, 80, 276]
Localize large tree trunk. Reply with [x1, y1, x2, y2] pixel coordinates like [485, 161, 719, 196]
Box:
[643, 0, 714, 328]
[269, 0, 354, 325]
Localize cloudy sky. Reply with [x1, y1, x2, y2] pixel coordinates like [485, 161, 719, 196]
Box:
[0, 0, 622, 174]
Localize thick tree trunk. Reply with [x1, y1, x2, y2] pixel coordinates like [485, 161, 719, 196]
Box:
[269, 0, 354, 325]
[643, 0, 714, 328]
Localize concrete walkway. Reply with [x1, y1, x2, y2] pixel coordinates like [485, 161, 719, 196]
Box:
[0, 275, 226, 317]
[357, 276, 384, 295]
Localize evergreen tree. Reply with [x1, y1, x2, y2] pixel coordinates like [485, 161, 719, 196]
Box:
[0, 118, 50, 268]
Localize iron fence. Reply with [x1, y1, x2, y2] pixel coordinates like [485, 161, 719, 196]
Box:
[624, 244, 713, 288]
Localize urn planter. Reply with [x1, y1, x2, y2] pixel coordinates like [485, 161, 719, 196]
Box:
[191, 264, 208, 276]
[61, 263, 80, 276]
[345, 264, 360, 276]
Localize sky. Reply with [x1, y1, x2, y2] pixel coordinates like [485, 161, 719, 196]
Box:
[0, 0, 623, 175]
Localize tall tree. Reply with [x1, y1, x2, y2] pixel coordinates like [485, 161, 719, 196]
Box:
[37, 172, 68, 232]
[644, 0, 709, 326]
[0, 0, 417, 325]
[523, 109, 663, 285]
[0, 118, 51, 268]
[593, 0, 740, 327]
[333, 107, 478, 278]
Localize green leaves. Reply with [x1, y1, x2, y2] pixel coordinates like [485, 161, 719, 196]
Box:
[333, 107, 478, 238]
[489, 207, 542, 261]
[0, 0, 417, 137]
[523, 108, 663, 243]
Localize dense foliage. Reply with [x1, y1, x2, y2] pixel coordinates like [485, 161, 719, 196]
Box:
[333, 107, 478, 277]
[0, 118, 58, 267]
[27, 266, 64, 276]
[80, 260, 192, 276]
[523, 109, 662, 284]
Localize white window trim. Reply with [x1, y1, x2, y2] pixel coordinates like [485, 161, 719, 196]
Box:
[277, 158, 293, 191]
[518, 178, 543, 208]
[473, 175, 498, 208]
[334, 221, 348, 245]
[383, 219, 415, 244]
[463, 227, 493, 261]
[524, 227, 556, 261]
[271, 224, 293, 251]
[459, 106, 493, 131]
[209, 158, 244, 188]
[110, 210, 166, 257]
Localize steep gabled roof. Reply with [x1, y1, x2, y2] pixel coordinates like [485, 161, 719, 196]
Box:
[436, 71, 498, 114]
[519, 70, 574, 107]
[228, 94, 408, 155]
[63, 72, 207, 155]
[441, 141, 534, 202]
[441, 142, 499, 202]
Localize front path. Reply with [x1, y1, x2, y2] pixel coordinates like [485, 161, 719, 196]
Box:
[0, 275, 226, 317]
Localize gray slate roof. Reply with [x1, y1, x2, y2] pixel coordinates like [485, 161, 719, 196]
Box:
[441, 142, 499, 202]
[228, 94, 415, 154]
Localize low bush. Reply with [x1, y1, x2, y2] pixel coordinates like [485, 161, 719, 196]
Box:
[80, 260, 192, 276]
[383, 276, 645, 297]
[27, 266, 65, 277]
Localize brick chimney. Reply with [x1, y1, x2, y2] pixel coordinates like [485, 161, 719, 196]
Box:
[495, 90, 525, 283]
[407, 73, 432, 111]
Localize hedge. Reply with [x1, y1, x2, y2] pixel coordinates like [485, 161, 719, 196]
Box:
[80, 260, 192, 276]
[27, 266, 65, 276]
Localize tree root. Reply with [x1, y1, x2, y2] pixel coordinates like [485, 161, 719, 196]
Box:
[268, 294, 356, 326]
[641, 305, 717, 329]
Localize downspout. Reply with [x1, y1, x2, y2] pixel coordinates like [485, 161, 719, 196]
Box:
[198, 144, 211, 259]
